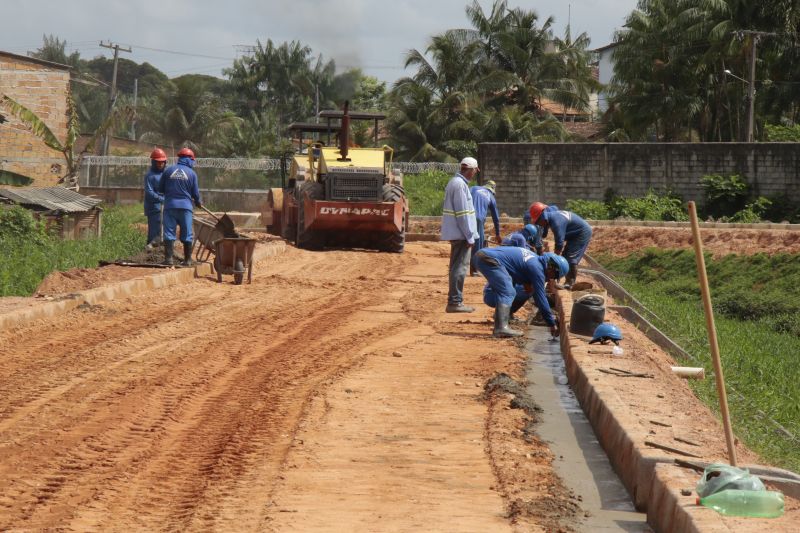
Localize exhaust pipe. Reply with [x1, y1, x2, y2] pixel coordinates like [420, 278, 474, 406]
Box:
[338, 100, 351, 161]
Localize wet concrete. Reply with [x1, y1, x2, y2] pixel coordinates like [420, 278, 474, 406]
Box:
[525, 326, 652, 532]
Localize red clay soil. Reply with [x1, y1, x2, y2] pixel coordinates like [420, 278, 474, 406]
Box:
[0, 242, 579, 532]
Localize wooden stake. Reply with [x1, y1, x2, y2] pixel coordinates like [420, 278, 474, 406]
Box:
[688, 201, 737, 466]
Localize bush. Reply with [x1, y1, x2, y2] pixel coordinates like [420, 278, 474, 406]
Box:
[700, 174, 751, 219]
[565, 199, 609, 220]
[764, 124, 800, 142]
[607, 189, 688, 221]
[0, 205, 49, 243]
[722, 197, 772, 223]
[403, 169, 452, 216]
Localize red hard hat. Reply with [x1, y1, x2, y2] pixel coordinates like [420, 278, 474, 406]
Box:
[150, 148, 167, 162]
[529, 202, 548, 223]
[177, 147, 195, 160]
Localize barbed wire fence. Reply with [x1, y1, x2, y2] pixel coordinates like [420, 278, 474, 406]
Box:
[80, 156, 459, 190]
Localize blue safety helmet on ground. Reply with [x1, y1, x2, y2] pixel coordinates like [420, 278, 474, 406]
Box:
[589, 323, 623, 345]
[542, 252, 569, 280]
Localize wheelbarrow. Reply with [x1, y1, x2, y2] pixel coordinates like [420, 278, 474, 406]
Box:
[212, 237, 256, 285]
[192, 205, 239, 263]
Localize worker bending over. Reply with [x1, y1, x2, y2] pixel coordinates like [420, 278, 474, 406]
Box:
[473, 246, 568, 338]
[469, 180, 501, 275]
[502, 224, 542, 254]
[529, 202, 592, 288]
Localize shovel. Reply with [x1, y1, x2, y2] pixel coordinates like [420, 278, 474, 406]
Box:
[199, 205, 238, 238]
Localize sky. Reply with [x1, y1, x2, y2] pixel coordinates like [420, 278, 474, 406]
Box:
[1, 0, 637, 86]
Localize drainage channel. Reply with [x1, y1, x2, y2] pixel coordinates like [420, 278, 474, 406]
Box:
[525, 327, 651, 532]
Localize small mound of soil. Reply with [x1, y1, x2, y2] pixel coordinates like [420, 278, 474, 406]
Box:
[35, 265, 151, 296]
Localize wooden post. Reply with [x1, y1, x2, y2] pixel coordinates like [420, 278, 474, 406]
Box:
[688, 201, 737, 466]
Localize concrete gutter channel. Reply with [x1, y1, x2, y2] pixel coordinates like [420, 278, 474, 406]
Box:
[0, 241, 286, 332]
[543, 259, 800, 532]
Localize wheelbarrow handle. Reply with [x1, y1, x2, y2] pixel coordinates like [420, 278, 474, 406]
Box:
[198, 204, 221, 222]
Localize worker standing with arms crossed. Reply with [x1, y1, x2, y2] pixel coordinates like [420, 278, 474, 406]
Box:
[441, 157, 479, 313]
[529, 202, 592, 288]
[469, 179, 501, 276]
[143, 148, 167, 249]
[158, 147, 202, 267]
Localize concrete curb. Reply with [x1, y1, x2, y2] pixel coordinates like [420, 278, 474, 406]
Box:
[553, 289, 793, 532]
[0, 241, 286, 333]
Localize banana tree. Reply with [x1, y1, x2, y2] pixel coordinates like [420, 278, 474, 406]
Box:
[0, 93, 132, 188]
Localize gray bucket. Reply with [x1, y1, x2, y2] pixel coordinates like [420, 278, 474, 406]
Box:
[569, 294, 606, 336]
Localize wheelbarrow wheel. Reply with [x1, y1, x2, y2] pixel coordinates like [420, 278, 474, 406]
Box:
[233, 259, 245, 285]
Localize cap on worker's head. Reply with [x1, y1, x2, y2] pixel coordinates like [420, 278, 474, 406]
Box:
[177, 147, 196, 160]
[522, 224, 537, 240]
[543, 252, 569, 280]
[589, 323, 623, 344]
[529, 201, 548, 224]
[460, 156, 478, 169]
[484, 180, 496, 193]
[150, 147, 167, 162]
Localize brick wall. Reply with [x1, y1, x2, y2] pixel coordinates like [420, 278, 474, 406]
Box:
[479, 143, 800, 216]
[0, 52, 71, 186]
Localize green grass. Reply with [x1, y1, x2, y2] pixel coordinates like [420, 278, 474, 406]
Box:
[597, 249, 800, 472]
[0, 204, 146, 296]
[404, 170, 452, 216]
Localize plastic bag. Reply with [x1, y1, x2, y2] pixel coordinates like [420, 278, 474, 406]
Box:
[696, 463, 766, 498]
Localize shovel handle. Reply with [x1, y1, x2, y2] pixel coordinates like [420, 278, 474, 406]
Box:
[198, 204, 220, 222]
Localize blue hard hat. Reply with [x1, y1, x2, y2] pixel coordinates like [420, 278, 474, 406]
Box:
[542, 252, 569, 279]
[522, 224, 538, 240]
[590, 323, 623, 344]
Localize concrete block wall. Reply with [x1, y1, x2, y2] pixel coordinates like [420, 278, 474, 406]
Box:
[479, 143, 800, 217]
[0, 53, 71, 186]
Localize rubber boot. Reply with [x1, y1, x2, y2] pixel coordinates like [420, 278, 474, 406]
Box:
[564, 264, 578, 289]
[181, 241, 194, 267]
[493, 303, 523, 338]
[163, 240, 175, 266]
[509, 298, 527, 324]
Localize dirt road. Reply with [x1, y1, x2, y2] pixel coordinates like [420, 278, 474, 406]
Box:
[0, 243, 575, 531]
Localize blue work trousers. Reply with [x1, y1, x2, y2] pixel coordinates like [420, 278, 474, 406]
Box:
[448, 240, 472, 305]
[470, 218, 486, 270]
[146, 211, 162, 244]
[483, 284, 530, 313]
[563, 227, 593, 266]
[163, 208, 194, 243]
[473, 250, 515, 306]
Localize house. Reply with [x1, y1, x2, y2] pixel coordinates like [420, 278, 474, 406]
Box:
[0, 186, 102, 239]
[593, 42, 618, 113]
[0, 51, 71, 186]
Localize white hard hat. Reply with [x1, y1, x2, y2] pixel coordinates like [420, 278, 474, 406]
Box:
[460, 157, 478, 169]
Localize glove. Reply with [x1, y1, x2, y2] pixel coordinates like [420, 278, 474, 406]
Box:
[195, 200, 202, 208]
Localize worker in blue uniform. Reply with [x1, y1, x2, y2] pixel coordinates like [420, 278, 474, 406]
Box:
[469, 180, 501, 275]
[473, 246, 568, 338]
[144, 148, 167, 249]
[501, 224, 542, 254]
[158, 147, 202, 267]
[529, 202, 592, 288]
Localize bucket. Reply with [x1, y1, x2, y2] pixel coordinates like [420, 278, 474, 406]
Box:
[569, 294, 606, 336]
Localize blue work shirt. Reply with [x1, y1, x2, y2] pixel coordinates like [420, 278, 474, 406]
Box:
[501, 232, 530, 250]
[478, 246, 555, 326]
[158, 156, 201, 211]
[143, 163, 164, 215]
[539, 206, 591, 253]
[470, 185, 500, 230]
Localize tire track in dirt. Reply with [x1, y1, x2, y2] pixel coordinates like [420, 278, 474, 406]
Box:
[0, 246, 418, 530]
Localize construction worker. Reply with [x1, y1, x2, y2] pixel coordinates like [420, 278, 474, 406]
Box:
[441, 157, 479, 313]
[158, 147, 202, 267]
[469, 179, 500, 275]
[473, 246, 568, 338]
[501, 224, 542, 254]
[483, 251, 566, 324]
[144, 148, 167, 249]
[529, 202, 592, 288]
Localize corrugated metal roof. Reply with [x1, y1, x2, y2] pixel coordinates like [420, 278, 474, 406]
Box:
[0, 187, 102, 212]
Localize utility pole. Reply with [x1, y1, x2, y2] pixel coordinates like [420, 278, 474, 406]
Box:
[746, 35, 758, 143]
[131, 78, 138, 140]
[99, 41, 131, 157]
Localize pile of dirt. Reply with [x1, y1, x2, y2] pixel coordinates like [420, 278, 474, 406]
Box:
[34, 265, 152, 296]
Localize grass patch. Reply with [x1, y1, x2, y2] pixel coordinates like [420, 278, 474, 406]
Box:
[0, 204, 146, 296]
[404, 170, 452, 216]
[597, 249, 800, 471]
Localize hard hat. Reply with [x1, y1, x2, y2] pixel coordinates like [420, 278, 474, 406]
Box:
[589, 323, 623, 344]
[177, 147, 196, 160]
[150, 148, 167, 162]
[529, 202, 547, 224]
[484, 180, 496, 193]
[543, 252, 569, 279]
[460, 156, 478, 169]
[522, 224, 538, 240]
